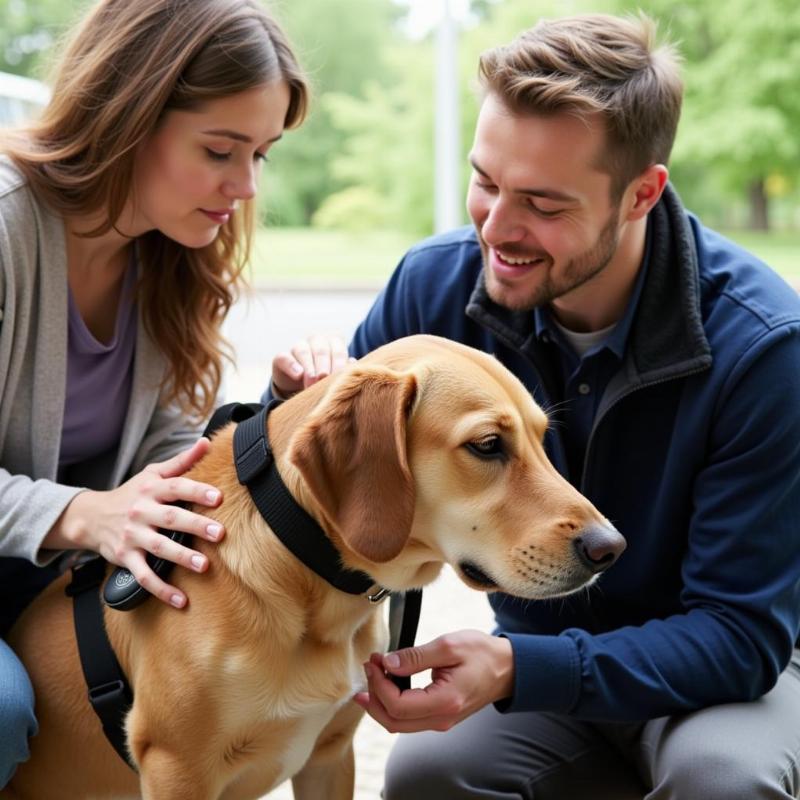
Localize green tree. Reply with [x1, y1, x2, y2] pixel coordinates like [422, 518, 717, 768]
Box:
[260, 0, 402, 226]
[629, 0, 800, 230]
[312, 41, 436, 235]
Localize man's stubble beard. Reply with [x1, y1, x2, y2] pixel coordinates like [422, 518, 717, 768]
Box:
[480, 207, 621, 312]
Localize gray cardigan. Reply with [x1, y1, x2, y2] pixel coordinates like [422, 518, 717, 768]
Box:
[0, 156, 203, 564]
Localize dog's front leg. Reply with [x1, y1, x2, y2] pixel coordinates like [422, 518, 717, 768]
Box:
[138, 748, 218, 800]
[291, 745, 355, 800]
[291, 703, 363, 800]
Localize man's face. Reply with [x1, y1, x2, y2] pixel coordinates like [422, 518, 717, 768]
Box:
[466, 94, 623, 314]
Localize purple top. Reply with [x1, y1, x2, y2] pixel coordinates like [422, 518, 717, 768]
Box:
[59, 260, 138, 468]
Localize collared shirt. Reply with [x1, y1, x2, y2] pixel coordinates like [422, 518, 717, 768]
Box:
[533, 223, 653, 486]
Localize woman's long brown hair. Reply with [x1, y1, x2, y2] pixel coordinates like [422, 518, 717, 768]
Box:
[2, 0, 308, 420]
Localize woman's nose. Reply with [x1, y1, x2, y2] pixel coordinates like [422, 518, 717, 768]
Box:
[223, 162, 257, 201]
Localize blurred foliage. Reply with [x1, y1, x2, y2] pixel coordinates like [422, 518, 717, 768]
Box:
[608, 0, 800, 229]
[259, 0, 402, 226]
[312, 41, 436, 234]
[314, 0, 800, 233]
[0, 0, 83, 77]
[2, 0, 798, 233]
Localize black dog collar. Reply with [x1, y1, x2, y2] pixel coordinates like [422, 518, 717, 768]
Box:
[233, 402, 385, 598]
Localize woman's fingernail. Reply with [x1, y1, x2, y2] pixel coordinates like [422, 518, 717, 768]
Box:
[170, 594, 185, 608]
[191, 555, 205, 570]
[207, 523, 222, 540]
[290, 363, 303, 375]
[206, 490, 220, 504]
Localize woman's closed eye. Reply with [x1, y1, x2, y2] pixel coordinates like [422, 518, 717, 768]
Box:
[205, 148, 269, 164]
[205, 148, 231, 162]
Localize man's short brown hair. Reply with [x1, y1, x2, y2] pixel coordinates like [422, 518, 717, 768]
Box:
[478, 13, 683, 200]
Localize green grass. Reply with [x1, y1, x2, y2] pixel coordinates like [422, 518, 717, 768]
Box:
[249, 225, 800, 288]
[250, 227, 416, 287]
[721, 229, 799, 282]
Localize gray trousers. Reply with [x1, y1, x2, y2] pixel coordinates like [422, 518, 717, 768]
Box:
[384, 649, 800, 799]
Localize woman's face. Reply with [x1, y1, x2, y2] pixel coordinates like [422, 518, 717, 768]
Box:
[132, 81, 290, 248]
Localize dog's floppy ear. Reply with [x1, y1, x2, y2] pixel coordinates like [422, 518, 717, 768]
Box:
[288, 365, 417, 564]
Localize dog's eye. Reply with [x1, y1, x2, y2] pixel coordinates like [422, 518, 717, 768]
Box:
[465, 436, 505, 460]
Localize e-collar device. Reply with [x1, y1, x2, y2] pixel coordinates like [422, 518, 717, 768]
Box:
[102, 524, 188, 610]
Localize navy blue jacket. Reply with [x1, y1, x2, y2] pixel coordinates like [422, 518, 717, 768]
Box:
[349, 186, 800, 721]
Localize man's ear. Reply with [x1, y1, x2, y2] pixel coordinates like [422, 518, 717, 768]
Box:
[287, 365, 417, 564]
[624, 164, 669, 221]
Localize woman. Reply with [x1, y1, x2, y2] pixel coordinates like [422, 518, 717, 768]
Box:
[0, 0, 308, 786]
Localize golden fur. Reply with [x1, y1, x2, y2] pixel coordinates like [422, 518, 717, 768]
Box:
[3, 335, 618, 800]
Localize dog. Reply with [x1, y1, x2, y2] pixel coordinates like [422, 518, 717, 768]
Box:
[3, 334, 624, 800]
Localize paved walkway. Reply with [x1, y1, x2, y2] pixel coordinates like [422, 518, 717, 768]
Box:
[221, 288, 496, 798]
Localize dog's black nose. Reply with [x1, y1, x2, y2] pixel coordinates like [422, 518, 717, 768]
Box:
[573, 524, 626, 573]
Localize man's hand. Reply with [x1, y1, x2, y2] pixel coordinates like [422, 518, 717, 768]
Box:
[271, 334, 354, 398]
[353, 630, 514, 733]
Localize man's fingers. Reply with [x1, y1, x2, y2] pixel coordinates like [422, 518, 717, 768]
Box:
[308, 334, 349, 380]
[290, 340, 317, 385]
[156, 438, 210, 479]
[330, 337, 349, 373]
[353, 685, 458, 734]
[309, 335, 334, 380]
[364, 660, 459, 721]
[271, 353, 305, 397]
[274, 336, 352, 395]
[378, 635, 462, 677]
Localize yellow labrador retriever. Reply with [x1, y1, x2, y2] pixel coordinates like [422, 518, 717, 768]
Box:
[3, 334, 624, 800]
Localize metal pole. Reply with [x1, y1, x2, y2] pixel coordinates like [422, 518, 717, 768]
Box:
[434, 0, 461, 233]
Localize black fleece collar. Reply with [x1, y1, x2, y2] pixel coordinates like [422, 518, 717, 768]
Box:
[465, 183, 712, 384]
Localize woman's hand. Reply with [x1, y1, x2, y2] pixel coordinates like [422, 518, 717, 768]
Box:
[47, 438, 224, 608]
[271, 334, 354, 398]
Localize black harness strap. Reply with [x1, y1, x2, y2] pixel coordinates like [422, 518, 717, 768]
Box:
[388, 588, 423, 691]
[66, 556, 134, 769]
[68, 403, 250, 771]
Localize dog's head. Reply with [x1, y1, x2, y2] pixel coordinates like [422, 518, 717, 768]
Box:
[284, 335, 624, 600]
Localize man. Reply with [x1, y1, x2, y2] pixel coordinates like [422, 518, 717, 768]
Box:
[270, 14, 800, 798]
